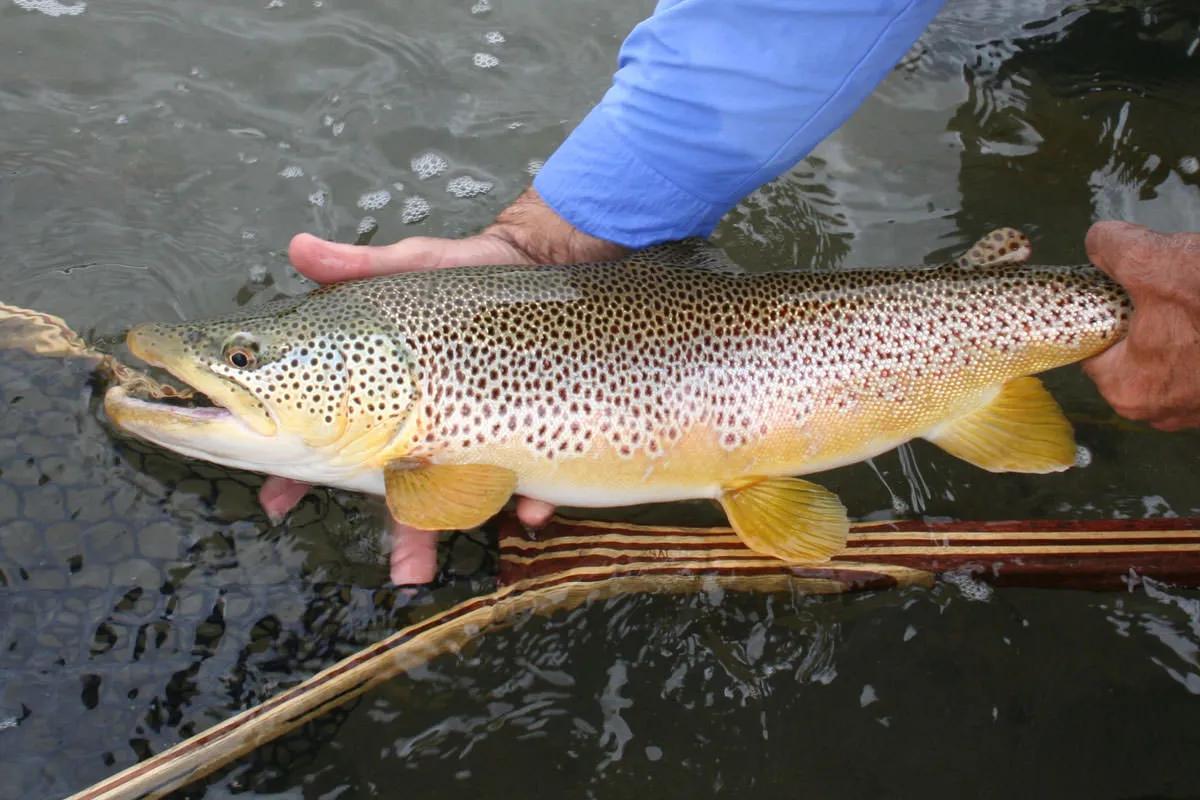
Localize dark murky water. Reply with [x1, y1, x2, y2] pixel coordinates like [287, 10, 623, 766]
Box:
[2, 0, 1200, 797]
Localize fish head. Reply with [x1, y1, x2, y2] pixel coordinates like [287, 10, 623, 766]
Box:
[104, 291, 421, 477]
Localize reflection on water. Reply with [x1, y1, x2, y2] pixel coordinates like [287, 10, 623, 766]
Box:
[2, 0, 1200, 797]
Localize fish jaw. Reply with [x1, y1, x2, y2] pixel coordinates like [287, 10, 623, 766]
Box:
[104, 385, 385, 490]
[126, 322, 276, 436]
[105, 385, 303, 473]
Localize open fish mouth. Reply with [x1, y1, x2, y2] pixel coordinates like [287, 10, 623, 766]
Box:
[103, 377, 287, 474]
[110, 382, 232, 421]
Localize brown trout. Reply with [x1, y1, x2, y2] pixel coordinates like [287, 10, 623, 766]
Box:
[104, 229, 1131, 562]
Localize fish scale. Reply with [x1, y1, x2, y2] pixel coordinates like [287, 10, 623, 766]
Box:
[104, 229, 1131, 564]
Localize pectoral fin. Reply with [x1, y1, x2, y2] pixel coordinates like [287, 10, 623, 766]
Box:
[924, 376, 1075, 473]
[383, 461, 517, 530]
[718, 476, 848, 562]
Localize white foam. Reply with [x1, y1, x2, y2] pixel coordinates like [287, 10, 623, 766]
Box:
[307, 191, 326, 207]
[14, 0, 86, 16]
[473, 53, 500, 69]
[446, 175, 493, 198]
[1074, 444, 1092, 468]
[942, 568, 993, 602]
[484, 31, 505, 45]
[356, 189, 392, 210]
[411, 152, 448, 180]
[525, 159, 545, 176]
[400, 196, 430, 224]
[278, 165, 304, 178]
[1180, 156, 1199, 176]
[356, 216, 378, 236]
[470, 0, 491, 14]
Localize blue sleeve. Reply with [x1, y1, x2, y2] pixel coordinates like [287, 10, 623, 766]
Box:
[532, 0, 944, 247]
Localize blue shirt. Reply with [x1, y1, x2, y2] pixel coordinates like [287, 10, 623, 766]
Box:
[533, 0, 945, 247]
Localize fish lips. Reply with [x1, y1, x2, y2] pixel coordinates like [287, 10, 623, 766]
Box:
[103, 383, 288, 469]
[122, 323, 277, 437]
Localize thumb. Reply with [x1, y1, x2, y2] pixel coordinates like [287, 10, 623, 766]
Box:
[1084, 221, 1160, 293]
[289, 233, 531, 284]
[289, 234, 456, 284]
[1081, 338, 1133, 412]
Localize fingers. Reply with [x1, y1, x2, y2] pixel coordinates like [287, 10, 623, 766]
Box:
[289, 232, 531, 284]
[1082, 340, 1138, 417]
[259, 476, 312, 525]
[1085, 221, 1164, 292]
[388, 522, 438, 585]
[516, 497, 556, 528]
[290, 233, 449, 283]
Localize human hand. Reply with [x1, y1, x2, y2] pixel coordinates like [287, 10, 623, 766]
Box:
[289, 186, 628, 282]
[262, 189, 626, 583]
[1082, 221, 1200, 431]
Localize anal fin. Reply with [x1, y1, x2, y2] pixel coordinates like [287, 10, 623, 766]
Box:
[924, 376, 1075, 473]
[718, 476, 848, 562]
[384, 461, 517, 530]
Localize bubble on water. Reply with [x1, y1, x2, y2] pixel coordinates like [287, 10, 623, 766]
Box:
[400, 196, 431, 224]
[470, 0, 491, 14]
[356, 216, 378, 236]
[248, 264, 269, 284]
[357, 189, 392, 210]
[525, 159, 545, 176]
[14, 0, 87, 16]
[1180, 156, 1199, 176]
[392, 181, 405, 191]
[115, 114, 129, 125]
[265, 0, 285, 7]
[902, 625, 917, 642]
[1142, 494, 1177, 518]
[942, 568, 993, 603]
[859, 685, 878, 707]
[1074, 445, 1092, 468]
[279, 165, 304, 178]
[411, 152, 448, 180]
[241, 230, 257, 240]
[446, 176, 494, 198]
[484, 31, 505, 45]
[473, 53, 500, 69]
[307, 191, 326, 207]
[331, 121, 345, 136]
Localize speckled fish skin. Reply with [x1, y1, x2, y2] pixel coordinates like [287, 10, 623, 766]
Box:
[104, 230, 1131, 557]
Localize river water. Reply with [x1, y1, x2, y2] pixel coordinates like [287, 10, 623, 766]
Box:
[1, 0, 1199, 797]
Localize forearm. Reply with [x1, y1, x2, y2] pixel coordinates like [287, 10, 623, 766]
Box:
[533, 0, 944, 247]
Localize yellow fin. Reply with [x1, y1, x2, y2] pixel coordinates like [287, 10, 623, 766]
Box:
[924, 376, 1075, 473]
[954, 227, 1031, 269]
[383, 462, 516, 530]
[718, 476, 848, 562]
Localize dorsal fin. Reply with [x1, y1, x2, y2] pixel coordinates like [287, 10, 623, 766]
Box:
[623, 238, 743, 274]
[954, 228, 1032, 269]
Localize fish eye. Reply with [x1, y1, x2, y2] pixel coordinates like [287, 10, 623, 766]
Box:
[225, 346, 256, 369]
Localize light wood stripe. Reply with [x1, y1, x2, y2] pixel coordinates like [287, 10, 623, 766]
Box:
[846, 543, 1200, 556]
[847, 529, 1200, 543]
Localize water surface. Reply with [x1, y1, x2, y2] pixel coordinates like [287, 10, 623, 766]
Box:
[2, 0, 1200, 797]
